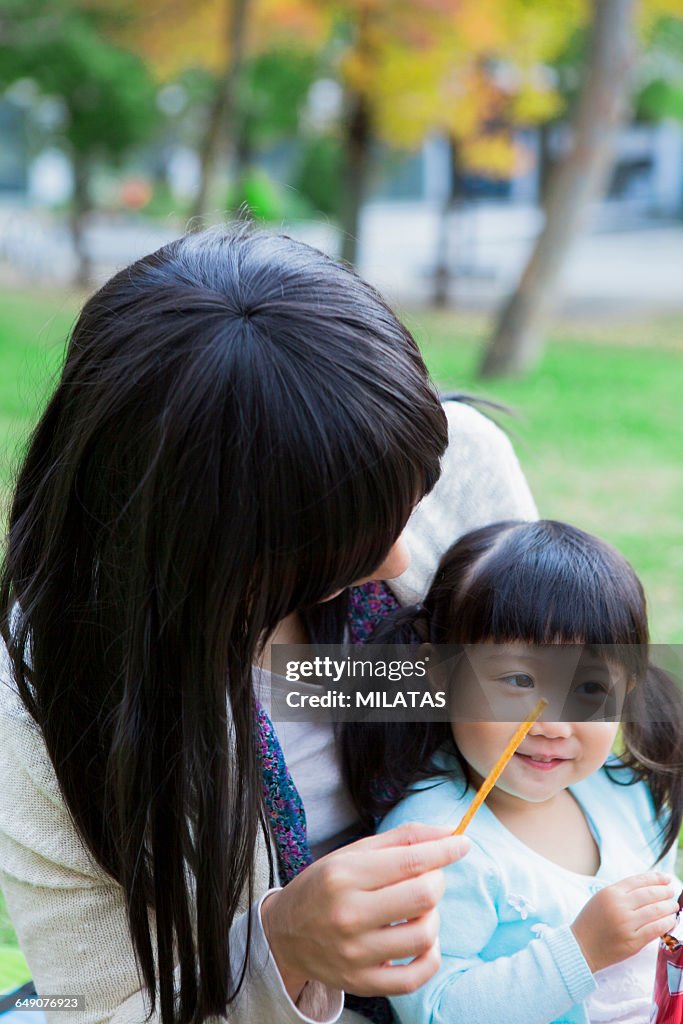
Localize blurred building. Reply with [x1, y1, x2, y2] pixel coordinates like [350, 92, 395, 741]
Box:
[370, 120, 683, 219]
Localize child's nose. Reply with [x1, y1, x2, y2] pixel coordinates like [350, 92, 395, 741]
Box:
[528, 719, 573, 738]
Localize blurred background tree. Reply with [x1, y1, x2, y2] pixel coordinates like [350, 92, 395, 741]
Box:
[0, 0, 158, 285]
[638, 14, 683, 122]
[119, 0, 327, 220]
[480, 0, 637, 377]
[315, 0, 583, 268]
[481, 0, 683, 377]
[0, 0, 681, 356]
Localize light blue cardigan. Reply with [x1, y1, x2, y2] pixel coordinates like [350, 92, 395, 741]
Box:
[378, 752, 677, 1024]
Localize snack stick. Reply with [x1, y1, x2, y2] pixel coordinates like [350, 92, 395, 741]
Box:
[453, 698, 549, 835]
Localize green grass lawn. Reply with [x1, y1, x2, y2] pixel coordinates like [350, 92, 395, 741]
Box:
[0, 291, 682, 969]
[404, 309, 683, 645]
[0, 888, 29, 984]
[0, 289, 77, 495]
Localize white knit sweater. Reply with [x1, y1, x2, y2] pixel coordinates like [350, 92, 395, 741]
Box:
[0, 400, 537, 1024]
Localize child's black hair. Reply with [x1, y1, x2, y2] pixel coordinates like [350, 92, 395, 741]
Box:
[341, 520, 683, 858]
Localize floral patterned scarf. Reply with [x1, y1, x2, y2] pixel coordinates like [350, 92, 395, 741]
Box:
[258, 580, 400, 1023]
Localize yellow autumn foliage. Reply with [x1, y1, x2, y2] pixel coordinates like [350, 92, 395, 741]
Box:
[512, 81, 566, 124]
[333, 0, 587, 177]
[113, 0, 682, 181]
[117, 0, 330, 80]
[459, 132, 520, 176]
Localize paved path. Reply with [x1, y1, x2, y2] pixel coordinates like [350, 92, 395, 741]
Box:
[1, 200, 682, 315]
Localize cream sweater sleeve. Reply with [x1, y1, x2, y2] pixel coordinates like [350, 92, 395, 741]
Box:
[0, 649, 345, 1024]
[391, 400, 538, 605]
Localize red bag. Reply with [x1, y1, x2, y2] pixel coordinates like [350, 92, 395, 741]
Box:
[651, 894, 683, 1024]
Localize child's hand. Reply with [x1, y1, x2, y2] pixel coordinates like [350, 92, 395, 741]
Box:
[571, 871, 679, 973]
[260, 823, 470, 1002]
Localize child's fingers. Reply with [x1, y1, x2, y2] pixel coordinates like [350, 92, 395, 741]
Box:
[631, 897, 681, 933]
[635, 913, 679, 945]
[627, 883, 678, 910]
[620, 871, 673, 894]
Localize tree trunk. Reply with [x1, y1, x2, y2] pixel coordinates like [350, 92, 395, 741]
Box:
[231, 119, 253, 211]
[340, 88, 373, 266]
[191, 0, 250, 224]
[70, 154, 92, 289]
[537, 120, 556, 207]
[479, 0, 638, 379]
[432, 137, 459, 307]
[339, 2, 378, 267]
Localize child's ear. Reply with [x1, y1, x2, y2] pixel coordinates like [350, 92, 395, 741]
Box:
[626, 675, 637, 694]
[417, 641, 432, 661]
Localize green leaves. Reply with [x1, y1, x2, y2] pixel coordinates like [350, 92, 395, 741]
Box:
[0, 0, 158, 158]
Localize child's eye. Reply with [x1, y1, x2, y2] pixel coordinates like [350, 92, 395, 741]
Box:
[499, 673, 535, 689]
[574, 681, 610, 696]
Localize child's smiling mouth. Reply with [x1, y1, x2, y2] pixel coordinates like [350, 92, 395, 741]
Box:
[514, 752, 571, 772]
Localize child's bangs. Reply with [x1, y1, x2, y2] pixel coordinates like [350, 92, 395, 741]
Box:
[445, 521, 648, 657]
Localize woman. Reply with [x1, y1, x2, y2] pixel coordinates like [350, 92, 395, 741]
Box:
[0, 227, 536, 1024]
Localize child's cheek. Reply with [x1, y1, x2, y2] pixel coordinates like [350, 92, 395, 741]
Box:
[451, 723, 511, 781]
[575, 722, 619, 768]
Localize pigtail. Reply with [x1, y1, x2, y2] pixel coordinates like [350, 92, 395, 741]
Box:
[609, 664, 683, 858]
[339, 718, 457, 832]
[369, 602, 430, 645]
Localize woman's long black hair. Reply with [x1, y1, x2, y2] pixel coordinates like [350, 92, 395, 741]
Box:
[0, 226, 448, 1024]
[342, 520, 683, 859]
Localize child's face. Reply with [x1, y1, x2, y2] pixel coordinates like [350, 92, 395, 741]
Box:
[450, 643, 625, 805]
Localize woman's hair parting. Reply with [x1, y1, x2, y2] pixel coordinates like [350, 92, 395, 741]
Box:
[343, 520, 683, 857]
[0, 225, 448, 1024]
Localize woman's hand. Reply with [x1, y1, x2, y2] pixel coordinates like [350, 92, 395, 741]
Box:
[260, 823, 470, 1002]
[571, 871, 679, 973]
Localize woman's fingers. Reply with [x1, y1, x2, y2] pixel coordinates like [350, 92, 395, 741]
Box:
[358, 868, 447, 930]
[262, 823, 470, 1000]
[335, 822, 462, 854]
[323, 829, 469, 893]
[351, 941, 442, 997]
[366, 909, 441, 966]
[331, 909, 441, 971]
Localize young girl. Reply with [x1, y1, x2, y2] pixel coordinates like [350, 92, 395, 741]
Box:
[343, 519, 683, 1024]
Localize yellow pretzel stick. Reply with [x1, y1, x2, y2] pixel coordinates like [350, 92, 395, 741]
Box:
[453, 698, 548, 835]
